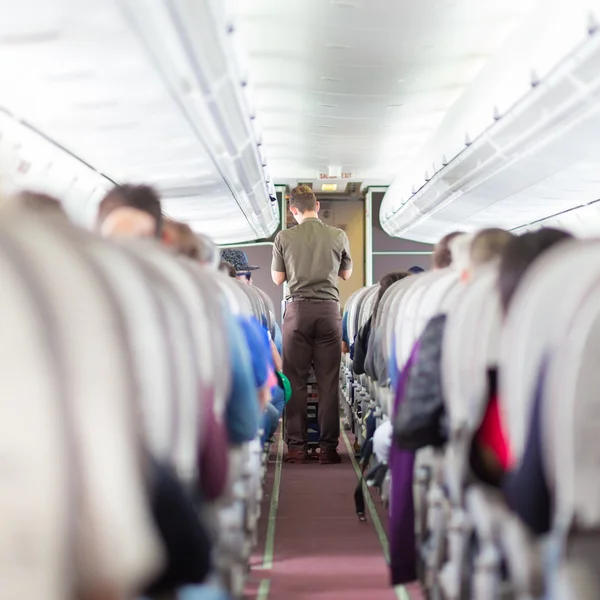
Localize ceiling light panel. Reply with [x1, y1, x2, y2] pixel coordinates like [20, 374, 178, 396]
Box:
[0, 0, 277, 243]
[235, 0, 539, 184]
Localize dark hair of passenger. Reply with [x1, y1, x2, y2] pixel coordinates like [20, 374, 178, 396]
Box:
[289, 184, 317, 214]
[98, 184, 163, 237]
[432, 231, 464, 269]
[372, 271, 412, 323]
[498, 228, 573, 314]
[219, 261, 237, 278]
[163, 219, 200, 260]
[17, 191, 66, 216]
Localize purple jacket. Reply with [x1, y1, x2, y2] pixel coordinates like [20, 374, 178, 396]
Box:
[389, 342, 419, 585]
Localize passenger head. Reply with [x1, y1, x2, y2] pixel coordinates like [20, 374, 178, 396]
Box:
[432, 231, 464, 269]
[372, 271, 412, 322]
[220, 249, 259, 283]
[100, 206, 157, 238]
[219, 261, 237, 278]
[470, 228, 514, 271]
[408, 265, 425, 274]
[97, 184, 162, 237]
[16, 191, 67, 217]
[498, 228, 573, 315]
[162, 219, 200, 260]
[289, 185, 319, 222]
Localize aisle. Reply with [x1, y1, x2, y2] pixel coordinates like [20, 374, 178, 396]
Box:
[245, 429, 421, 600]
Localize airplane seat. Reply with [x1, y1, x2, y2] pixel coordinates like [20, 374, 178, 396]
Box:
[74, 232, 178, 467]
[0, 226, 73, 600]
[387, 269, 460, 596]
[495, 241, 600, 600]
[112, 240, 261, 595]
[118, 241, 206, 487]
[499, 240, 600, 466]
[352, 286, 380, 441]
[340, 286, 374, 428]
[0, 215, 164, 597]
[437, 266, 505, 600]
[542, 279, 600, 600]
[375, 276, 419, 387]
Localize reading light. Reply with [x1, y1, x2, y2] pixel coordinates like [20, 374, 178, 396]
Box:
[322, 183, 338, 192]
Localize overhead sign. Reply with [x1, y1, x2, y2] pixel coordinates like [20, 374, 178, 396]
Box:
[318, 172, 352, 180]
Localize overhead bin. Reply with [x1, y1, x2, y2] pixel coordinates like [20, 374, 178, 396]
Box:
[0, 0, 277, 244]
[381, 2, 600, 242]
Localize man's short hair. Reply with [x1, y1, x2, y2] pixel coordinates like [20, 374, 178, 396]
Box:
[432, 231, 464, 269]
[219, 261, 237, 278]
[289, 185, 317, 214]
[470, 228, 514, 269]
[498, 228, 572, 314]
[163, 219, 200, 260]
[98, 184, 163, 236]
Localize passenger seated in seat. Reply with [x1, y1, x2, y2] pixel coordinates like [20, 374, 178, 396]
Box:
[432, 231, 464, 269]
[498, 229, 572, 534]
[99, 206, 157, 239]
[353, 271, 411, 375]
[221, 249, 260, 283]
[385, 231, 464, 389]
[162, 219, 200, 259]
[97, 184, 163, 237]
[394, 229, 512, 455]
[408, 265, 425, 274]
[220, 261, 237, 278]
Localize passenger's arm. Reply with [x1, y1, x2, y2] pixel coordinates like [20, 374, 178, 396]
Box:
[271, 270, 286, 286]
[338, 231, 353, 281]
[270, 340, 283, 372]
[271, 234, 287, 286]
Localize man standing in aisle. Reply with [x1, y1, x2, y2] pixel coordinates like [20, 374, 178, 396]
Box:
[271, 185, 352, 464]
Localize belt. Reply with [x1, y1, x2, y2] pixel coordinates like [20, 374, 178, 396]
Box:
[287, 297, 338, 303]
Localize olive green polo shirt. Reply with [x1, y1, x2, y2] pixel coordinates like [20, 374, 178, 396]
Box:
[272, 217, 352, 301]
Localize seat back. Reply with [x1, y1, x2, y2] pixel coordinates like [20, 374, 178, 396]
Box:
[357, 285, 379, 330]
[348, 286, 376, 343]
[120, 241, 204, 485]
[0, 226, 73, 600]
[544, 280, 600, 530]
[1, 216, 162, 595]
[443, 265, 503, 433]
[394, 270, 449, 371]
[499, 240, 600, 465]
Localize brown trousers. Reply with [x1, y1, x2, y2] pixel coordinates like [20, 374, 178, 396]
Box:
[282, 300, 342, 450]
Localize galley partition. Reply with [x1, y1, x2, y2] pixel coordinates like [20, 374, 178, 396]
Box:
[365, 188, 433, 286]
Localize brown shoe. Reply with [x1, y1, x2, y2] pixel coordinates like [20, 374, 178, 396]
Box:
[284, 449, 310, 463]
[319, 449, 342, 464]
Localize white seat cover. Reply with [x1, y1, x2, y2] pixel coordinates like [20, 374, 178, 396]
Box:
[80, 236, 176, 462]
[121, 241, 203, 484]
[1, 216, 163, 596]
[381, 276, 420, 365]
[544, 280, 600, 529]
[182, 262, 233, 421]
[0, 235, 72, 600]
[413, 270, 460, 340]
[443, 265, 503, 432]
[500, 240, 600, 465]
[395, 270, 448, 370]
